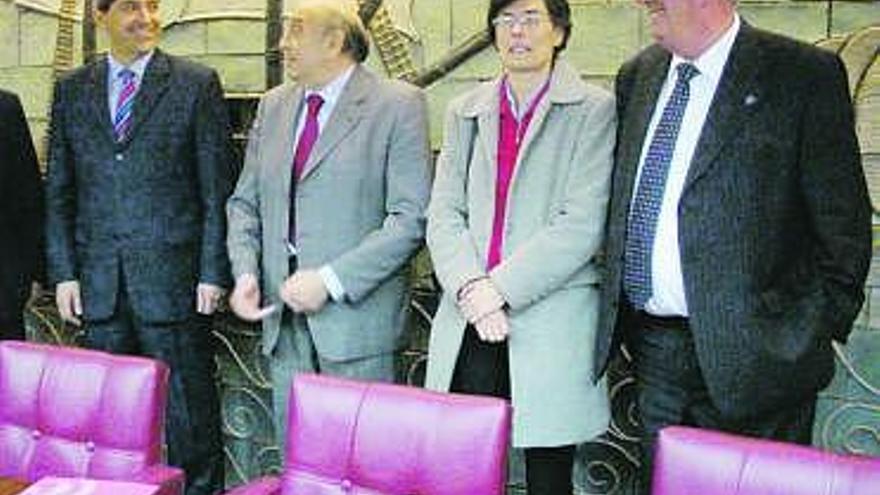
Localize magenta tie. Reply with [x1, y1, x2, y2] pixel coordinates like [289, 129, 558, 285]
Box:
[293, 93, 325, 181]
[289, 93, 324, 244]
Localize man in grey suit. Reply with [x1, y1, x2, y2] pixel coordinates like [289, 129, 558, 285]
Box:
[226, 1, 430, 447]
[594, 0, 871, 491]
[45, 0, 234, 493]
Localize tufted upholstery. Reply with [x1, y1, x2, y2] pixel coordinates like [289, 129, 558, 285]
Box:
[226, 374, 511, 495]
[653, 426, 880, 494]
[0, 341, 183, 495]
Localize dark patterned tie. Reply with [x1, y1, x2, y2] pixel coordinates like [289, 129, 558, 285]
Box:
[623, 63, 700, 310]
[288, 93, 324, 244]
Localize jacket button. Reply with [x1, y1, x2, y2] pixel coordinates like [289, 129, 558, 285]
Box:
[340, 479, 352, 492]
[85, 441, 96, 452]
[31, 429, 41, 439]
[115, 153, 124, 161]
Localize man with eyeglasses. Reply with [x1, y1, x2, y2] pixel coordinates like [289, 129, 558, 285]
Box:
[595, 0, 871, 491]
[45, 0, 234, 493]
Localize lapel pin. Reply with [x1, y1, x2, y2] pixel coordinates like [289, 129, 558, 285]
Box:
[744, 94, 758, 106]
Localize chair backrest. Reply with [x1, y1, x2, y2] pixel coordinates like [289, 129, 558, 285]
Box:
[283, 374, 511, 495]
[653, 426, 880, 495]
[0, 341, 169, 482]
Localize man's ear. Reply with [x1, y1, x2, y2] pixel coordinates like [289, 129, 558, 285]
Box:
[324, 27, 346, 57]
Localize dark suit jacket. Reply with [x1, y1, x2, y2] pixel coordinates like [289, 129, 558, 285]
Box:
[45, 50, 235, 324]
[0, 89, 43, 323]
[595, 23, 872, 420]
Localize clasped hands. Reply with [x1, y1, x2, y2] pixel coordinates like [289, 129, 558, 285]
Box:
[230, 270, 329, 322]
[458, 277, 509, 343]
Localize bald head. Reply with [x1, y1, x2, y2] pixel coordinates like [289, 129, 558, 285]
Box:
[292, 0, 369, 63]
[638, 0, 736, 59]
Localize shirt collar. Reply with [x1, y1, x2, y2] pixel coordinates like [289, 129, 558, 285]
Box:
[108, 50, 155, 81]
[304, 64, 356, 108]
[671, 13, 740, 86]
[502, 73, 551, 120]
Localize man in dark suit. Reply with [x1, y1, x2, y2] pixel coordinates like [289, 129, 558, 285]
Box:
[45, 0, 234, 493]
[594, 0, 872, 491]
[0, 89, 42, 340]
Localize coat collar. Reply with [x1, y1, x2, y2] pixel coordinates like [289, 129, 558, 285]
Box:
[458, 59, 588, 118]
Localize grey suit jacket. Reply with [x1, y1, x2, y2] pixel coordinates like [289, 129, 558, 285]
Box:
[596, 23, 872, 419]
[45, 50, 235, 323]
[227, 65, 431, 359]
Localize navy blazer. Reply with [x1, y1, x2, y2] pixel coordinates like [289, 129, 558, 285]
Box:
[45, 50, 235, 323]
[596, 23, 872, 419]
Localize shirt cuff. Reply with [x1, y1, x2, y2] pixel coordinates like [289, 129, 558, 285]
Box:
[319, 265, 346, 302]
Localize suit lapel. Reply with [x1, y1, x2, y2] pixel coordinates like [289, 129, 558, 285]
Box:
[682, 24, 762, 191]
[88, 59, 117, 144]
[298, 66, 368, 182]
[276, 85, 304, 210]
[617, 50, 670, 210]
[121, 50, 171, 147]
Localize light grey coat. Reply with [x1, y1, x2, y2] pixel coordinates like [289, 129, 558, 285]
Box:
[424, 61, 615, 447]
[227, 65, 431, 360]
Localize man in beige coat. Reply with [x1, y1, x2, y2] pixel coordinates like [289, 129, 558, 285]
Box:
[226, 0, 431, 447]
[424, 0, 615, 492]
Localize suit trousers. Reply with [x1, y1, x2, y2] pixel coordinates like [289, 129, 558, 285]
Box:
[451, 325, 576, 495]
[270, 307, 395, 455]
[84, 288, 224, 495]
[0, 311, 25, 340]
[627, 308, 816, 495]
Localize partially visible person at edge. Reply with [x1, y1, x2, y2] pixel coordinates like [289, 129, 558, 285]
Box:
[593, 0, 871, 492]
[0, 88, 43, 341]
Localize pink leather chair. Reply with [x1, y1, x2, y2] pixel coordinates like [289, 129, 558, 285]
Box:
[227, 374, 511, 495]
[653, 426, 880, 494]
[0, 341, 184, 495]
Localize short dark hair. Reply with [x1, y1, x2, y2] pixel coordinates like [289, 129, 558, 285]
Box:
[338, 15, 369, 63]
[96, 0, 116, 11]
[486, 0, 572, 55]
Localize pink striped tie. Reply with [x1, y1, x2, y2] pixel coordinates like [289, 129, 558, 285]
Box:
[113, 69, 136, 142]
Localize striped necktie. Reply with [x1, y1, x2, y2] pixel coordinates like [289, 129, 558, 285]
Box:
[113, 69, 137, 142]
[623, 63, 700, 309]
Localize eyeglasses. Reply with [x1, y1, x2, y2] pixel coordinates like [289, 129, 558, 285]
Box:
[491, 12, 549, 30]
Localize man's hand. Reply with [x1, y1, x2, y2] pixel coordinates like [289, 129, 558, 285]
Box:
[229, 274, 275, 321]
[280, 270, 329, 314]
[55, 280, 82, 327]
[196, 283, 226, 315]
[458, 277, 505, 324]
[474, 309, 510, 343]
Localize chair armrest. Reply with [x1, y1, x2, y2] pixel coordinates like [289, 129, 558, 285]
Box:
[223, 477, 282, 495]
[130, 464, 185, 495]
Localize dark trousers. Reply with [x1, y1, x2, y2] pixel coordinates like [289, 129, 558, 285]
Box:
[0, 310, 25, 340]
[628, 309, 816, 495]
[451, 325, 576, 495]
[84, 289, 224, 495]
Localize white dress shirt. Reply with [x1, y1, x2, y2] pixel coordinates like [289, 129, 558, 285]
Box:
[292, 65, 356, 302]
[632, 14, 741, 317]
[107, 51, 154, 120]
